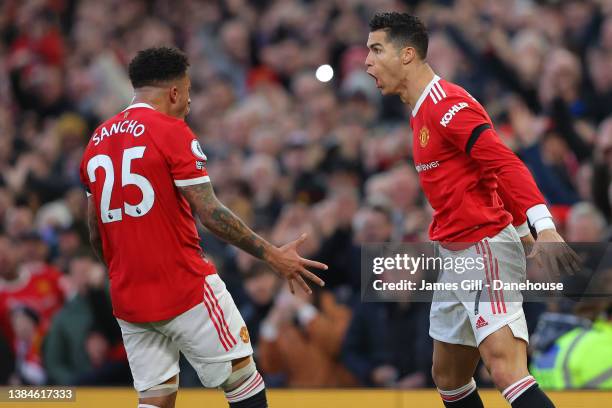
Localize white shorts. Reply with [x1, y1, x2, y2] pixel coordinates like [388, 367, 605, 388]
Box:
[117, 274, 253, 391]
[429, 224, 529, 347]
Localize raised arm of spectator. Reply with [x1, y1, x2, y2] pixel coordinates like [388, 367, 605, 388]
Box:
[298, 291, 352, 358]
[550, 97, 594, 162]
[444, 25, 541, 112]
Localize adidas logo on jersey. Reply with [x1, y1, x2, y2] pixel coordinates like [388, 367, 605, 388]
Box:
[476, 315, 488, 329]
[440, 102, 468, 127]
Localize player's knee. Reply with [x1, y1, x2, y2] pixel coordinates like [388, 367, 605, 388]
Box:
[486, 355, 524, 390]
[488, 363, 512, 390]
[222, 358, 256, 391]
[138, 374, 179, 402]
[221, 358, 266, 407]
[432, 363, 472, 390]
[432, 363, 453, 390]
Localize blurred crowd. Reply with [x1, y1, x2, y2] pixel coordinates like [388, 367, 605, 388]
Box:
[1, 0, 612, 390]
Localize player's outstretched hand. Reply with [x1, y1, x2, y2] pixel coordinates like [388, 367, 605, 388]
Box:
[267, 233, 327, 295]
[528, 229, 581, 277]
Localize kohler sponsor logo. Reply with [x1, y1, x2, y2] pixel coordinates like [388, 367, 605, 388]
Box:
[440, 102, 468, 127]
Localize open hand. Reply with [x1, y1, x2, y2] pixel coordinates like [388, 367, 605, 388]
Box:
[528, 229, 581, 277]
[267, 233, 327, 294]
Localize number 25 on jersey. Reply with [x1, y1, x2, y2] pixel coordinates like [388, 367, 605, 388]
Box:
[87, 146, 154, 223]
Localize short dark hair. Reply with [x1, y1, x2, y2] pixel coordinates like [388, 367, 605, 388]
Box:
[128, 47, 190, 88]
[369, 12, 428, 59]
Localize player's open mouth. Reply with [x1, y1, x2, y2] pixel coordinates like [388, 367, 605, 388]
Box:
[367, 72, 381, 88]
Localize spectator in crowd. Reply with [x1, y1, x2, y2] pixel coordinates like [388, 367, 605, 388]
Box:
[341, 299, 433, 388]
[10, 306, 45, 385]
[258, 285, 357, 387]
[238, 262, 282, 350]
[531, 274, 612, 389]
[313, 188, 361, 294]
[592, 117, 612, 221]
[565, 202, 607, 242]
[44, 252, 130, 385]
[341, 205, 432, 388]
[0, 235, 64, 346]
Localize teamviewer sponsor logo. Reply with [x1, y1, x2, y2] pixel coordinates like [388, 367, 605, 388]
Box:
[415, 161, 440, 173]
[440, 102, 468, 127]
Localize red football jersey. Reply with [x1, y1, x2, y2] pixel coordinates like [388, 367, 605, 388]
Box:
[0, 263, 65, 343]
[80, 103, 216, 323]
[410, 76, 545, 243]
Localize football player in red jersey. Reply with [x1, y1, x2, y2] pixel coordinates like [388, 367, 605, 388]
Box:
[80, 47, 327, 408]
[365, 12, 579, 408]
[0, 235, 65, 344]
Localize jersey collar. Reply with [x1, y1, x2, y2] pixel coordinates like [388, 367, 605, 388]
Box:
[122, 102, 155, 111]
[412, 74, 441, 117]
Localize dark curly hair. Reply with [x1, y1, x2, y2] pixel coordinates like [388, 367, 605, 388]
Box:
[128, 47, 190, 88]
[369, 12, 428, 59]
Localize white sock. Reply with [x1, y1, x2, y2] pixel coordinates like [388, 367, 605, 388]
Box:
[438, 378, 477, 403]
[502, 375, 537, 404]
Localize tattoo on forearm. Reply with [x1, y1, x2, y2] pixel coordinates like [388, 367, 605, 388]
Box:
[180, 183, 271, 260]
[208, 205, 267, 259]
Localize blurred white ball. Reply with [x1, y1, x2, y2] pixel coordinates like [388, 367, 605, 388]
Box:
[315, 64, 334, 82]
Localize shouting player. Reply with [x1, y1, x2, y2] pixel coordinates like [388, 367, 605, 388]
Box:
[365, 12, 579, 408]
[80, 47, 327, 408]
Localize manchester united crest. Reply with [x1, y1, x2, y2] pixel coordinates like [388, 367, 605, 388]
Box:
[240, 326, 250, 343]
[419, 127, 430, 148]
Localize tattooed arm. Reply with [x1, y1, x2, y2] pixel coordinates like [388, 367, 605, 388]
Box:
[180, 181, 272, 260]
[87, 196, 105, 264]
[180, 182, 327, 293]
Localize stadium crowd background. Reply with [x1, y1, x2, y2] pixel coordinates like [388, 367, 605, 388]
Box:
[0, 0, 611, 391]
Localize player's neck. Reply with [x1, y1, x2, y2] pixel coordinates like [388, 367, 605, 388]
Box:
[131, 97, 167, 114]
[398, 63, 436, 109]
[131, 90, 172, 116]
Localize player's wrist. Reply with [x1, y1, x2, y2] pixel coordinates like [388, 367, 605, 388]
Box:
[533, 218, 556, 234]
[536, 226, 557, 238]
[526, 204, 556, 234]
[262, 244, 281, 264]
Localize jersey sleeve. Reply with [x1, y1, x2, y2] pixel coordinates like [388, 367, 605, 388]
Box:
[432, 95, 491, 154]
[155, 121, 210, 187]
[432, 96, 545, 233]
